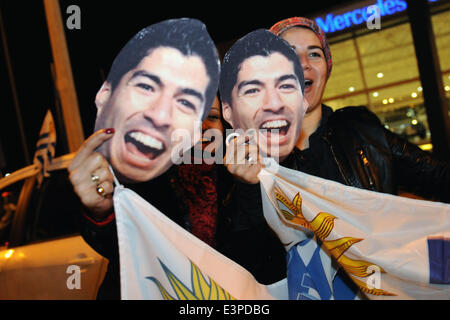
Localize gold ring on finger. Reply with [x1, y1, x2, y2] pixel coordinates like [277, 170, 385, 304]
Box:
[96, 186, 106, 197]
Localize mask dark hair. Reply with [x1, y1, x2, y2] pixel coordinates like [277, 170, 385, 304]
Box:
[105, 18, 220, 120]
[219, 29, 304, 107]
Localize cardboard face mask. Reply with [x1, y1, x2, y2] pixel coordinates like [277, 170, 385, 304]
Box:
[93, 18, 220, 183]
[219, 29, 307, 162]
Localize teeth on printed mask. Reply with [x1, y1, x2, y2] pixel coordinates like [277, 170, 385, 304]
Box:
[129, 132, 163, 150]
[261, 120, 288, 129]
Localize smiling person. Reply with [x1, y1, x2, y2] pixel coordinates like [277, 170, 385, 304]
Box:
[216, 29, 307, 284]
[67, 18, 220, 299]
[270, 17, 450, 202]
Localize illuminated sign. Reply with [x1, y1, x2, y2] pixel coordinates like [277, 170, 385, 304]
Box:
[315, 0, 440, 33]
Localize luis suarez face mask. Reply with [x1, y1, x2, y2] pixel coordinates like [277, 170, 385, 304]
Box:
[94, 18, 220, 183]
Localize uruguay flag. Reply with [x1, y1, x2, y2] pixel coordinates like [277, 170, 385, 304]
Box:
[259, 159, 449, 300]
[113, 159, 448, 300]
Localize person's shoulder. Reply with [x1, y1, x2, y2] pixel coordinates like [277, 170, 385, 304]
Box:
[328, 105, 382, 127]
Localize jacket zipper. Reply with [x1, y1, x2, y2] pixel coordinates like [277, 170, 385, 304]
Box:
[358, 149, 375, 188]
[323, 135, 352, 186]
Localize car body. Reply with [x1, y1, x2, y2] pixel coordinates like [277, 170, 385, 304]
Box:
[0, 169, 108, 299]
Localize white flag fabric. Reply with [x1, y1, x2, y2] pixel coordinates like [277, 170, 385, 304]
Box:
[113, 175, 287, 300]
[258, 159, 450, 300]
[113, 159, 449, 300]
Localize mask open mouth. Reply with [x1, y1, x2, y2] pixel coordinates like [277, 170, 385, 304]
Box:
[124, 131, 166, 161]
[259, 119, 291, 136]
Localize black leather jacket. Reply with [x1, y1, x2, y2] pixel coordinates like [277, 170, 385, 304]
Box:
[315, 105, 450, 202]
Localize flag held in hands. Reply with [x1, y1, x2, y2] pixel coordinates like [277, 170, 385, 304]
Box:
[114, 159, 449, 300]
[258, 159, 449, 300]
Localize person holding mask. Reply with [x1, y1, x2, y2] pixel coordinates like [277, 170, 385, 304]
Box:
[268, 17, 450, 202]
[68, 18, 221, 299]
[222, 19, 449, 299]
[218, 29, 308, 284]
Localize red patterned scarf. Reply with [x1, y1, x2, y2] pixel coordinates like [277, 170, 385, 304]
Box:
[176, 163, 218, 247]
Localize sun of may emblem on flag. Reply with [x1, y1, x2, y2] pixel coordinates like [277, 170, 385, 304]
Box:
[274, 186, 395, 297]
[146, 259, 236, 300]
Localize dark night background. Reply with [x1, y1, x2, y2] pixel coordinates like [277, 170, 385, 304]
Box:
[0, 0, 352, 174]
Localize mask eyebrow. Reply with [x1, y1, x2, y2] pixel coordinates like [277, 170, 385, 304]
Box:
[130, 71, 204, 102]
[129, 70, 162, 86]
[276, 74, 298, 86]
[237, 79, 263, 92]
[179, 88, 204, 103]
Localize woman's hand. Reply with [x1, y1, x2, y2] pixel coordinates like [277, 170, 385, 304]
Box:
[68, 128, 115, 220]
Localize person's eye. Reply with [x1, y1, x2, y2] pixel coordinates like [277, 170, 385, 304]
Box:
[208, 115, 220, 121]
[279, 83, 297, 91]
[178, 99, 197, 112]
[244, 88, 259, 95]
[136, 83, 154, 91]
[309, 51, 324, 58]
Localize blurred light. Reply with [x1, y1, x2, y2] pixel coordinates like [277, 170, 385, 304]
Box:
[411, 92, 418, 98]
[348, 86, 355, 92]
[377, 72, 384, 78]
[388, 98, 394, 103]
[372, 92, 379, 97]
[382, 99, 388, 104]
[384, 124, 390, 129]
[411, 119, 418, 125]
[4, 249, 14, 259]
[445, 85, 450, 92]
[417, 86, 423, 92]
[419, 143, 433, 151]
[4, 173, 10, 177]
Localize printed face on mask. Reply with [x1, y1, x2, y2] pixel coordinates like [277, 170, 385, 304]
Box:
[223, 52, 307, 161]
[95, 47, 209, 182]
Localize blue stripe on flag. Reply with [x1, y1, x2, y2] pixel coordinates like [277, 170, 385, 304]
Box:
[332, 267, 361, 300]
[287, 238, 361, 300]
[36, 143, 48, 150]
[287, 239, 332, 300]
[427, 238, 449, 284]
[38, 133, 49, 140]
[287, 245, 320, 300]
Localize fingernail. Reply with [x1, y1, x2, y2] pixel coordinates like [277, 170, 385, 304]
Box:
[105, 128, 115, 134]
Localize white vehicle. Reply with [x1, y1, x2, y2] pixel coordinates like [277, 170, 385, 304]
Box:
[0, 169, 108, 299]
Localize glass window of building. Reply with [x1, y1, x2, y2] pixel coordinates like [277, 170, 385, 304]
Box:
[321, 1, 450, 151]
[432, 9, 450, 100]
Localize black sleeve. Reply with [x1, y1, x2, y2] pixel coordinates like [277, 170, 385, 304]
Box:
[227, 181, 266, 231]
[79, 210, 119, 262]
[216, 179, 287, 284]
[386, 128, 450, 203]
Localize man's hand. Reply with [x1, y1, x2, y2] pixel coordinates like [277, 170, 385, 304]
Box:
[224, 131, 263, 184]
[68, 128, 115, 220]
